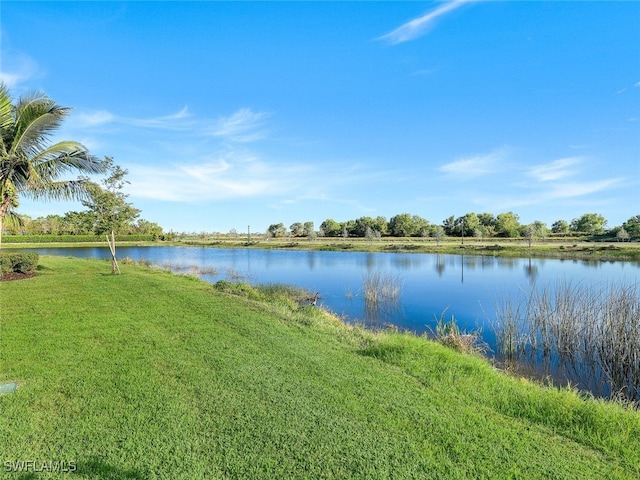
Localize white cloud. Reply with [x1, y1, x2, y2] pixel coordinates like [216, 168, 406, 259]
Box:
[71, 107, 191, 130]
[0, 51, 40, 89]
[528, 157, 581, 182]
[546, 179, 621, 199]
[209, 108, 269, 142]
[466, 178, 622, 213]
[127, 151, 312, 203]
[74, 106, 270, 142]
[377, 0, 472, 45]
[127, 106, 192, 129]
[76, 110, 115, 127]
[438, 146, 509, 178]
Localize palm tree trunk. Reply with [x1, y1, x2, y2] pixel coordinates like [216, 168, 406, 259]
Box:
[0, 201, 9, 251]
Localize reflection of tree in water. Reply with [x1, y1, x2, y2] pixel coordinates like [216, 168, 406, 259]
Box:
[306, 250, 317, 270]
[362, 271, 403, 326]
[524, 257, 539, 284]
[435, 254, 445, 277]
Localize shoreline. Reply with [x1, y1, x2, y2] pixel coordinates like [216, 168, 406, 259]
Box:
[3, 237, 640, 262]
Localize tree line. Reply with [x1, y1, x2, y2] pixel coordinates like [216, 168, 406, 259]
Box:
[266, 212, 640, 242]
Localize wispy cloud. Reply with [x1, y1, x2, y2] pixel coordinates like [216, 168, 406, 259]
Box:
[127, 106, 192, 129]
[74, 106, 192, 130]
[377, 0, 472, 45]
[125, 150, 402, 206]
[209, 108, 270, 142]
[76, 110, 116, 127]
[72, 106, 270, 144]
[438, 146, 509, 178]
[545, 179, 621, 200]
[0, 52, 40, 89]
[528, 157, 581, 182]
[128, 152, 311, 202]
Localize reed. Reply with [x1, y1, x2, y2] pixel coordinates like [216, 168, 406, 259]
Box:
[493, 280, 640, 403]
[362, 271, 402, 323]
[430, 310, 488, 355]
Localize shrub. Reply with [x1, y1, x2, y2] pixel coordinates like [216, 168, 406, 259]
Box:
[0, 252, 39, 274]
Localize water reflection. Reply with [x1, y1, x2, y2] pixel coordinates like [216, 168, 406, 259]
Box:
[524, 258, 539, 284]
[435, 254, 445, 277]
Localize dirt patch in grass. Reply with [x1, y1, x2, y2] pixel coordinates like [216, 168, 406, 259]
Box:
[1, 272, 35, 282]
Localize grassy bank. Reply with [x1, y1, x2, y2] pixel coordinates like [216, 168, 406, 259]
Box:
[1, 257, 639, 479]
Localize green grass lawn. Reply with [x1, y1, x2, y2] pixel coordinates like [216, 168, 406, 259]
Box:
[1, 256, 639, 479]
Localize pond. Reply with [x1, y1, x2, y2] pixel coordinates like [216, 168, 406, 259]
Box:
[21, 245, 640, 400]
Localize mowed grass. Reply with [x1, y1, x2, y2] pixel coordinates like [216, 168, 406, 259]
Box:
[0, 257, 639, 479]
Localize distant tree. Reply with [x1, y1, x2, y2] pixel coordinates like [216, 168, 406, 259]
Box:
[456, 213, 480, 237]
[389, 213, 416, 237]
[133, 219, 163, 238]
[320, 218, 341, 237]
[522, 221, 547, 247]
[482, 225, 496, 240]
[621, 215, 640, 239]
[442, 215, 456, 236]
[495, 212, 521, 238]
[303, 221, 315, 237]
[44, 214, 64, 234]
[340, 219, 356, 237]
[353, 216, 376, 237]
[551, 219, 570, 234]
[616, 227, 630, 242]
[373, 216, 389, 236]
[364, 226, 375, 242]
[431, 225, 445, 246]
[0, 82, 105, 247]
[477, 213, 496, 228]
[267, 223, 286, 238]
[412, 215, 430, 237]
[290, 222, 304, 237]
[570, 213, 607, 235]
[63, 210, 94, 234]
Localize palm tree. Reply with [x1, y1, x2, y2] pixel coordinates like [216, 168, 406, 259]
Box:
[0, 82, 106, 247]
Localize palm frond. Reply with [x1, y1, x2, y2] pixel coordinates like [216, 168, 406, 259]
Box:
[10, 93, 69, 159]
[32, 142, 105, 179]
[0, 83, 13, 133]
[2, 210, 24, 229]
[24, 178, 96, 202]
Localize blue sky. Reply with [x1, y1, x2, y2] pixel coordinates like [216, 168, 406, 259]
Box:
[1, 1, 639, 233]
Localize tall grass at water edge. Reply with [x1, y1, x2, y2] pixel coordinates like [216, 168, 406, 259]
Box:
[493, 280, 640, 403]
[362, 271, 402, 324]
